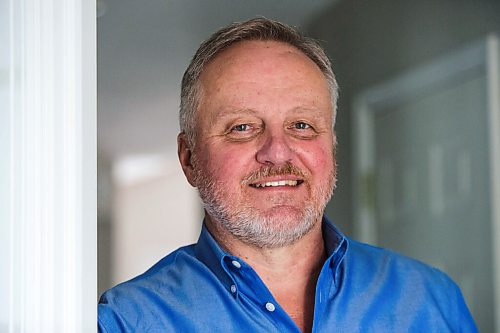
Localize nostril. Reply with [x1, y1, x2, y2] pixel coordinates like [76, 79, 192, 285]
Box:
[255, 135, 294, 165]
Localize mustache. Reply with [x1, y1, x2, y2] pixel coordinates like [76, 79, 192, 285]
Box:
[241, 162, 307, 185]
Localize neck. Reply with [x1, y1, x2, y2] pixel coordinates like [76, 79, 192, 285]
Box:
[205, 217, 326, 333]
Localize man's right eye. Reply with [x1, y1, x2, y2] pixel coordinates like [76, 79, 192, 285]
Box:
[225, 122, 262, 141]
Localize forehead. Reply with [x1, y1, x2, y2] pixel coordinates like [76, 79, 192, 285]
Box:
[197, 40, 331, 115]
[200, 40, 326, 87]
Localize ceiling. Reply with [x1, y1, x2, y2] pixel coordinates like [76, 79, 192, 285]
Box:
[97, 0, 337, 162]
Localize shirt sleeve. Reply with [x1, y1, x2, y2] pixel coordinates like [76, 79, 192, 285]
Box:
[446, 277, 478, 333]
[97, 313, 110, 333]
[98, 294, 128, 333]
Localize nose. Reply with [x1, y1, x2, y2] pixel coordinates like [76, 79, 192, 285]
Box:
[255, 131, 294, 166]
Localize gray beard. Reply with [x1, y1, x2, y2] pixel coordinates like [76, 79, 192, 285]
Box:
[193, 162, 334, 248]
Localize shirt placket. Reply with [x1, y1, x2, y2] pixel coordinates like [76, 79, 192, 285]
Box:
[224, 256, 302, 333]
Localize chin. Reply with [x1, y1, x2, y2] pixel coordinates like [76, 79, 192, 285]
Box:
[217, 205, 321, 248]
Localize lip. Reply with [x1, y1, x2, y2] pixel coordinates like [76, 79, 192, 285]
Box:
[248, 176, 304, 188]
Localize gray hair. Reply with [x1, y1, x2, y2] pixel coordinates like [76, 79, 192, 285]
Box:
[179, 17, 338, 148]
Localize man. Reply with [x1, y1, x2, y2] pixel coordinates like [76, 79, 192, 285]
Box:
[98, 18, 477, 332]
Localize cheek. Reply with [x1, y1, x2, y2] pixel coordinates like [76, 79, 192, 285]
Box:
[296, 141, 334, 172]
[204, 145, 254, 183]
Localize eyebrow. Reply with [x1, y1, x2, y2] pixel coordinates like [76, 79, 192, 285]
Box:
[205, 108, 259, 127]
[289, 106, 326, 116]
[215, 106, 326, 117]
[207, 106, 330, 128]
[213, 108, 259, 119]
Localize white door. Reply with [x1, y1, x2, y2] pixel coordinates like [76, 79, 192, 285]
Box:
[354, 36, 500, 333]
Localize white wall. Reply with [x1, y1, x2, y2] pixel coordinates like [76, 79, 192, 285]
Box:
[110, 155, 201, 286]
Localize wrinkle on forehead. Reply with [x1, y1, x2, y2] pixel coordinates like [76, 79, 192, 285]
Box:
[210, 106, 331, 123]
[200, 40, 326, 91]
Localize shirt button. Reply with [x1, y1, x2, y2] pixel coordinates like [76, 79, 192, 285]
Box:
[230, 285, 237, 293]
[265, 302, 275, 312]
[231, 260, 241, 269]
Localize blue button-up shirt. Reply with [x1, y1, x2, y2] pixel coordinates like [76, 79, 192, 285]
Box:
[98, 219, 477, 332]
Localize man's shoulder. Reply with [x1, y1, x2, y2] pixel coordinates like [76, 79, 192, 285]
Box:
[98, 244, 208, 332]
[342, 238, 472, 322]
[100, 244, 197, 298]
[98, 245, 198, 309]
[345, 238, 453, 286]
[320, 238, 478, 332]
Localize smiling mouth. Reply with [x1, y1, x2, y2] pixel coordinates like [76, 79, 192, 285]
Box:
[249, 180, 304, 188]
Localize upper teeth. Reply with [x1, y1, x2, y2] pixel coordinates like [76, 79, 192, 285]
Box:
[254, 180, 298, 188]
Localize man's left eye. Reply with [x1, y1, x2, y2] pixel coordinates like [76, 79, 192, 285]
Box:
[294, 122, 311, 130]
[232, 124, 250, 132]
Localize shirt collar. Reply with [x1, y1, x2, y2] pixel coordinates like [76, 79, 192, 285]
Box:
[322, 217, 347, 257]
[194, 222, 235, 289]
[322, 217, 349, 287]
[194, 217, 349, 290]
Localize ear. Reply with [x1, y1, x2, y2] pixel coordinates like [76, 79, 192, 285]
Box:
[177, 132, 197, 187]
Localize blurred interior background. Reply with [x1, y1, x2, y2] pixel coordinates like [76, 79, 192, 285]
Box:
[97, 1, 500, 331]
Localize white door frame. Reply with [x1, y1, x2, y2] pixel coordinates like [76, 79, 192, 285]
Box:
[1, 0, 96, 332]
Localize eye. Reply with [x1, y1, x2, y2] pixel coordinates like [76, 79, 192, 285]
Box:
[225, 122, 262, 141]
[232, 124, 250, 132]
[288, 121, 318, 139]
[294, 122, 311, 130]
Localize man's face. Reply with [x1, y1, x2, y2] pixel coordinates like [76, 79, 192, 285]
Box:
[185, 40, 336, 248]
